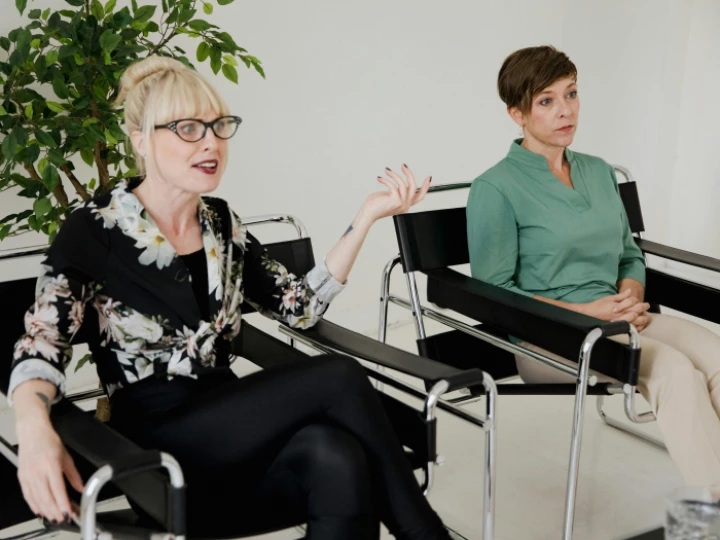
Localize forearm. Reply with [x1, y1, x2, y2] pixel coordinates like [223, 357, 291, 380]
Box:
[13, 379, 57, 427]
[534, 295, 588, 315]
[324, 209, 374, 285]
[617, 278, 645, 302]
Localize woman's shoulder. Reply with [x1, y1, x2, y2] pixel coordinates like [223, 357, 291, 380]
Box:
[470, 159, 516, 197]
[568, 149, 612, 171]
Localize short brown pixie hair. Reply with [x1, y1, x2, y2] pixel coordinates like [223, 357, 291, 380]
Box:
[497, 46, 577, 113]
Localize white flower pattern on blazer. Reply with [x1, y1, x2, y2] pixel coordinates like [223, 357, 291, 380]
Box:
[7, 178, 344, 405]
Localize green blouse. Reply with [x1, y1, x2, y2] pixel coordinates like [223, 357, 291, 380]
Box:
[467, 140, 646, 304]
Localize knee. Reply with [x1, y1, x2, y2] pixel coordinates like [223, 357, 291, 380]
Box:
[292, 425, 372, 509]
[647, 352, 705, 395]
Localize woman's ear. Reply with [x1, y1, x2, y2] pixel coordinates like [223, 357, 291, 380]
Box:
[129, 130, 146, 158]
[507, 106, 525, 129]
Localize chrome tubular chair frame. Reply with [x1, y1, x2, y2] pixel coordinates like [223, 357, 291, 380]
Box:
[378, 181, 659, 539]
[280, 324, 497, 540]
[245, 213, 496, 540]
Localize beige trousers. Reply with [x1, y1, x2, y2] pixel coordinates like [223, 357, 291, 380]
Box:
[516, 313, 720, 486]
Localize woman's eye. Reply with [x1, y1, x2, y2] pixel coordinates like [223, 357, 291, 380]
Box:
[180, 123, 197, 133]
[568, 91, 578, 99]
[540, 98, 551, 106]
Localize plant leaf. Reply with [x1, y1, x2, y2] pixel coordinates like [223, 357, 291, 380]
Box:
[41, 164, 59, 192]
[0, 106, 7, 116]
[37, 157, 49, 176]
[64, 0, 85, 6]
[203, 2, 213, 15]
[35, 130, 57, 147]
[28, 9, 42, 19]
[222, 63, 238, 84]
[91, 0, 105, 20]
[196, 41, 210, 62]
[134, 5, 156, 22]
[99, 30, 122, 53]
[223, 54, 237, 66]
[34, 198, 51, 217]
[52, 77, 69, 99]
[15, 0, 28, 16]
[80, 147, 95, 167]
[74, 353, 94, 372]
[2, 134, 18, 161]
[188, 19, 212, 31]
[46, 50, 59, 65]
[46, 101, 65, 113]
[24, 103, 33, 119]
[105, 0, 117, 13]
[217, 0, 235, 4]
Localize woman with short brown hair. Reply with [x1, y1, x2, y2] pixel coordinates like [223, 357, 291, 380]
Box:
[468, 45, 720, 485]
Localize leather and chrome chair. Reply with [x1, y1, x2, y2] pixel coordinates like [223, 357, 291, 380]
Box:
[0, 215, 497, 540]
[376, 169, 720, 540]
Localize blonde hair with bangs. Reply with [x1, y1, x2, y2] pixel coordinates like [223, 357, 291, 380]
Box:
[115, 56, 230, 174]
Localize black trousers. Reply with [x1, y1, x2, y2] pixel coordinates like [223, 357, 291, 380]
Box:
[109, 355, 449, 540]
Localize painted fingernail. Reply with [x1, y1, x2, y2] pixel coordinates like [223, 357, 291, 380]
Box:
[429, 176, 433, 183]
[63, 512, 70, 522]
[385, 167, 392, 172]
[403, 163, 408, 168]
[377, 176, 382, 180]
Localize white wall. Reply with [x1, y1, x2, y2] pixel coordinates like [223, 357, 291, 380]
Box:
[1, 0, 718, 350]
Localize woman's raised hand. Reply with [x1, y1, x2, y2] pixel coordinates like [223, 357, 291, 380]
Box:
[360, 164, 431, 224]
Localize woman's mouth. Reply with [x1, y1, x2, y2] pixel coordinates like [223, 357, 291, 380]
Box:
[558, 125, 574, 133]
[193, 160, 219, 175]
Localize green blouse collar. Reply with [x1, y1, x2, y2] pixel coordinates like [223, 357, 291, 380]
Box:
[506, 138, 576, 171]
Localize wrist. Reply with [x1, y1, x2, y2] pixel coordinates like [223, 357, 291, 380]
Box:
[353, 208, 375, 233]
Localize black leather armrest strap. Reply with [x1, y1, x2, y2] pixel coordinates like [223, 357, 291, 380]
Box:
[296, 319, 465, 385]
[638, 238, 720, 273]
[51, 401, 170, 528]
[425, 268, 639, 385]
[439, 368, 484, 393]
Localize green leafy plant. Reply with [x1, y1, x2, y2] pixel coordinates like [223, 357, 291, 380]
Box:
[0, 0, 263, 243]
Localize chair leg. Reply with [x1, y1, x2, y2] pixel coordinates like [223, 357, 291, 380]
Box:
[376, 255, 401, 391]
[562, 328, 603, 540]
[596, 395, 665, 449]
[483, 377, 497, 540]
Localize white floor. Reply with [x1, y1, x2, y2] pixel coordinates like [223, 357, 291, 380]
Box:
[0, 318, 681, 540]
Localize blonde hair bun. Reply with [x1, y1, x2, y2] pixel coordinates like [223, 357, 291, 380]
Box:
[115, 56, 188, 107]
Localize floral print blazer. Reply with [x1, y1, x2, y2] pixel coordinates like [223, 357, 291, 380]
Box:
[7, 179, 344, 405]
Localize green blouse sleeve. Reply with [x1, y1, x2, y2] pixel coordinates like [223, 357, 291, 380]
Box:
[467, 180, 535, 297]
[610, 168, 647, 286]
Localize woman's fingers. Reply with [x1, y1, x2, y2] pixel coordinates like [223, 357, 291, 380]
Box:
[412, 176, 432, 205]
[384, 167, 409, 193]
[612, 296, 638, 314]
[48, 460, 74, 521]
[63, 453, 85, 495]
[400, 164, 417, 198]
[376, 176, 400, 197]
[35, 475, 63, 523]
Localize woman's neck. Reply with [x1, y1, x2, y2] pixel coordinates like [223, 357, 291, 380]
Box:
[133, 175, 200, 236]
[521, 134, 567, 171]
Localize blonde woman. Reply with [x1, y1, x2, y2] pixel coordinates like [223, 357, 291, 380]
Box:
[9, 56, 450, 540]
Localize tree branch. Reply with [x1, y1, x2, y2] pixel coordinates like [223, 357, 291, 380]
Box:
[94, 142, 110, 188]
[23, 162, 69, 206]
[61, 165, 91, 201]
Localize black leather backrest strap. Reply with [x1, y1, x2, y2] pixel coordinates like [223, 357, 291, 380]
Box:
[393, 208, 469, 273]
[264, 237, 316, 276]
[0, 277, 38, 394]
[618, 182, 645, 234]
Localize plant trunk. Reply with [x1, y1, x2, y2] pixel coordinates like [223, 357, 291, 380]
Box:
[23, 162, 69, 206]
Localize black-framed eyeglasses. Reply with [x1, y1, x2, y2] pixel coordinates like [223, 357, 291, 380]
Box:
[154, 115, 242, 142]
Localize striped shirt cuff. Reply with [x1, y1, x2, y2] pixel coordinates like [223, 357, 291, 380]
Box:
[7, 359, 66, 407]
[305, 257, 346, 305]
